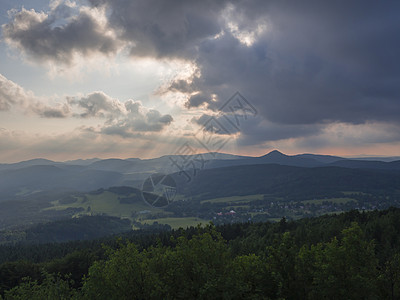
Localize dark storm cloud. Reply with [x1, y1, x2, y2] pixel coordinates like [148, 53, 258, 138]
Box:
[205, 1, 399, 122]
[186, 92, 214, 108]
[88, 0, 228, 58]
[193, 113, 320, 146]
[165, 0, 400, 145]
[2, 2, 119, 64]
[235, 119, 322, 147]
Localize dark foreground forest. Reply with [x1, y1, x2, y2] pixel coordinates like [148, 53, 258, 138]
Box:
[1, 208, 400, 299]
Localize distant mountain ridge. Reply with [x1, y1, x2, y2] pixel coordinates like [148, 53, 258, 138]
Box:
[295, 153, 344, 163]
[3, 150, 400, 171]
[1, 150, 400, 201]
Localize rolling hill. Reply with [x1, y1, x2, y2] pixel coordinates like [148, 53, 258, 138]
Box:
[1, 150, 400, 231]
[173, 163, 400, 200]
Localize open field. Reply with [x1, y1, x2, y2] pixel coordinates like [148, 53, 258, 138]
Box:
[342, 191, 370, 196]
[301, 197, 356, 205]
[201, 194, 265, 204]
[139, 217, 206, 229]
[45, 191, 162, 218]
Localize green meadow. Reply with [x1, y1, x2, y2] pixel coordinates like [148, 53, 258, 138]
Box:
[301, 197, 356, 205]
[200, 194, 264, 204]
[46, 191, 162, 219]
[139, 217, 205, 229]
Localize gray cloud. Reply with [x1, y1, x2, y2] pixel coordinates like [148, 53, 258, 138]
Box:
[179, 26, 400, 124]
[0, 74, 173, 132]
[192, 113, 320, 146]
[88, 0, 228, 59]
[235, 119, 322, 147]
[165, 0, 400, 145]
[2, 2, 119, 64]
[101, 100, 173, 137]
[0, 73, 70, 117]
[186, 92, 213, 109]
[68, 91, 127, 119]
[0, 73, 25, 110]
[35, 90, 174, 133]
[168, 79, 196, 94]
[29, 102, 70, 118]
[293, 122, 400, 150]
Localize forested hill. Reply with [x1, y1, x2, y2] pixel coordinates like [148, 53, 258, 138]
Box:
[173, 163, 400, 200]
[1, 208, 400, 299]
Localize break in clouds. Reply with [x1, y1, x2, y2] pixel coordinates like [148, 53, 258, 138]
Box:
[0, 74, 173, 136]
[1, 0, 400, 154]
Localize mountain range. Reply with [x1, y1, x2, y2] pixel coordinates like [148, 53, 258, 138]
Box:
[0, 150, 400, 233]
[1, 150, 400, 201]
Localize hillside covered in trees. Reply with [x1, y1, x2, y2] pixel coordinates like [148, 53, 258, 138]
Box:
[0, 208, 400, 299]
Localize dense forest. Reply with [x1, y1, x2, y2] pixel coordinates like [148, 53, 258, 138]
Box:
[1, 208, 400, 299]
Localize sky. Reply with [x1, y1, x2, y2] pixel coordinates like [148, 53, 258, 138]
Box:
[0, 0, 400, 163]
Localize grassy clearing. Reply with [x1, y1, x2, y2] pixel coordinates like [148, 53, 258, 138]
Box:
[267, 218, 283, 222]
[325, 211, 345, 215]
[140, 217, 206, 229]
[16, 187, 30, 196]
[201, 194, 264, 204]
[229, 205, 250, 210]
[249, 212, 270, 217]
[251, 217, 282, 222]
[46, 191, 162, 218]
[16, 188, 41, 196]
[342, 191, 369, 196]
[301, 197, 356, 205]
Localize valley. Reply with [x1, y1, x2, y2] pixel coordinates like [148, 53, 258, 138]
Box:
[1, 151, 400, 239]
